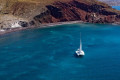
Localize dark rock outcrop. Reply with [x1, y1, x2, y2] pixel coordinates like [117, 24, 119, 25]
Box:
[46, 5, 63, 18]
[19, 21, 28, 27]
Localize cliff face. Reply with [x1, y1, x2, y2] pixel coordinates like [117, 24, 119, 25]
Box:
[33, 0, 120, 26]
[0, 0, 120, 29]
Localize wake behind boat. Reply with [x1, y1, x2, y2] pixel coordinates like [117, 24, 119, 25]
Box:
[75, 33, 85, 56]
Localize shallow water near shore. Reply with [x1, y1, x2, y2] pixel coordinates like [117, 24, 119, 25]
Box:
[0, 23, 120, 80]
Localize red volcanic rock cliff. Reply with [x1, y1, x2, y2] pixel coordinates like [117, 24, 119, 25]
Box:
[33, 0, 120, 26]
[1, 0, 120, 29]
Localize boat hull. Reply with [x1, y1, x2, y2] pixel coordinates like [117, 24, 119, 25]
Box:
[76, 50, 85, 56]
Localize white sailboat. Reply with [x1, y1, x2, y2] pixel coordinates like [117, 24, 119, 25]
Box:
[75, 34, 85, 56]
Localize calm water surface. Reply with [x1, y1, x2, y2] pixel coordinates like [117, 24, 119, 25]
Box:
[0, 23, 120, 80]
[112, 6, 120, 10]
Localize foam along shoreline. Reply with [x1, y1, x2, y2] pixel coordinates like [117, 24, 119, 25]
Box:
[0, 21, 84, 36]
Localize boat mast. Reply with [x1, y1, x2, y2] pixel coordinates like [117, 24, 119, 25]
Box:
[80, 33, 82, 51]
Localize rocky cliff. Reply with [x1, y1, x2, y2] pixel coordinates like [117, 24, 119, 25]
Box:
[0, 0, 120, 30]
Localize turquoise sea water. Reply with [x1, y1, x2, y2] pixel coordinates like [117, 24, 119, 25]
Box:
[112, 6, 120, 10]
[0, 23, 120, 80]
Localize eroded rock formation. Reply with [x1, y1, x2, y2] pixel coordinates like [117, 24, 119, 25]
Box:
[33, 0, 120, 26]
[0, 0, 120, 29]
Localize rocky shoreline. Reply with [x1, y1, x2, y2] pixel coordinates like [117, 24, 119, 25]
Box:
[0, 21, 84, 36]
[1, 20, 120, 36]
